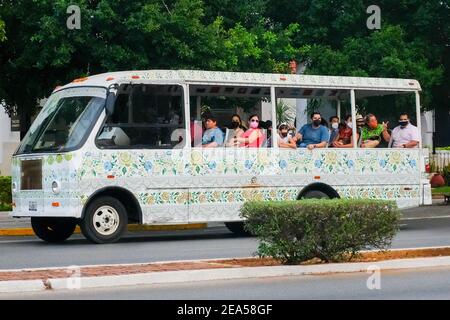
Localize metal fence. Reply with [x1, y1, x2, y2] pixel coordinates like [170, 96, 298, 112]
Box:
[430, 150, 450, 170]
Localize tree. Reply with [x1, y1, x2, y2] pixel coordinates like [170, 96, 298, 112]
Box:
[276, 100, 295, 125]
[0, 0, 303, 137]
[265, 0, 448, 112]
[202, 0, 269, 28]
[4, 0, 445, 138]
[0, 19, 5, 42]
[305, 25, 443, 109]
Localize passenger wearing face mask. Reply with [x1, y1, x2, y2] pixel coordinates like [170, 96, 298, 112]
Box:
[225, 114, 246, 147]
[360, 114, 390, 148]
[332, 114, 358, 148]
[328, 116, 340, 146]
[386, 112, 420, 148]
[294, 112, 330, 150]
[277, 123, 297, 149]
[232, 114, 265, 148]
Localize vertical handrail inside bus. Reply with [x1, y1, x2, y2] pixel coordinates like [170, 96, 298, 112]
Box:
[415, 90, 424, 205]
[350, 89, 357, 148]
[337, 100, 341, 121]
[270, 86, 278, 150]
[184, 84, 191, 150]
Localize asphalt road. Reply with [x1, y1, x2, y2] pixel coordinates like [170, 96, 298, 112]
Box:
[2, 266, 450, 300]
[0, 208, 450, 270]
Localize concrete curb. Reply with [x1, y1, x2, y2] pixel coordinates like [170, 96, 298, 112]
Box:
[0, 223, 207, 236]
[48, 256, 450, 290]
[0, 280, 46, 293]
[3, 255, 450, 293]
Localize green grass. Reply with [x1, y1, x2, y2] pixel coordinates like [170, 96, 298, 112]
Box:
[432, 186, 450, 195]
[0, 203, 12, 212]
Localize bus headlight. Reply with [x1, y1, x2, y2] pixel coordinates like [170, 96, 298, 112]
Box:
[12, 182, 17, 193]
[52, 181, 61, 194]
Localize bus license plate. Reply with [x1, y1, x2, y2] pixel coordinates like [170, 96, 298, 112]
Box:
[29, 201, 37, 212]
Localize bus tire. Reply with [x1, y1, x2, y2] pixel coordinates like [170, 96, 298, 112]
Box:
[31, 217, 77, 243]
[225, 222, 252, 236]
[301, 190, 331, 199]
[80, 196, 127, 244]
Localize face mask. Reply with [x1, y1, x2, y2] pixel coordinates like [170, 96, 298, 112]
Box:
[231, 121, 239, 129]
[399, 120, 408, 127]
[369, 120, 378, 129]
[331, 123, 339, 129]
[347, 122, 353, 129]
[312, 120, 321, 127]
[250, 121, 259, 129]
[280, 132, 288, 138]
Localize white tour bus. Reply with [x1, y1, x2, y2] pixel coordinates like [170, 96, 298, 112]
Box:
[10, 70, 432, 243]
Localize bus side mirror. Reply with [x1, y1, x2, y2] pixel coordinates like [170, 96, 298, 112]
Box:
[105, 91, 116, 116]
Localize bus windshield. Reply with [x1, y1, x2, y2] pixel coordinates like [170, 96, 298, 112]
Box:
[16, 87, 107, 154]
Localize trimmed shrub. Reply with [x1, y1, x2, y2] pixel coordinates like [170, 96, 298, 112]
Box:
[0, 176, 12, 211]
[241, 199, 401, 264]
[442, 165, 450, 186]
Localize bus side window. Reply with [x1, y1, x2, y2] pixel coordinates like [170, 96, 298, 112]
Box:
[96, 84, 186, 149]
[189, 86, 273, 149]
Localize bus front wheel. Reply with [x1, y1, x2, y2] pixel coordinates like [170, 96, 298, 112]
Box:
[80, 196, 127, 244]
[31, 217, 77, 243]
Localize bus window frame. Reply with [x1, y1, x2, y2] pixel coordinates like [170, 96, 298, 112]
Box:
[94, 81, 190, 151]
[14, 85, 108, 156]
[187, 83, 275, 149]
[271, 86, 422, 150]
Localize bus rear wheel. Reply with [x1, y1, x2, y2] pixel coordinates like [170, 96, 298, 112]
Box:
[225, 222, 252, 237]
[31, 217, 77, 243]
[301, 190, 331, 199]
[80, 196, 127, 244]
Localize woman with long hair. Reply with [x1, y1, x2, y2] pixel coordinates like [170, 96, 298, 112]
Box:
[232, 114, 265, 148]
[225, 114, 247, 147]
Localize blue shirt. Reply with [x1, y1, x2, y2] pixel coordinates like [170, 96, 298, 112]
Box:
[202, 127, 224, 146]
[298, 124, 330, 147]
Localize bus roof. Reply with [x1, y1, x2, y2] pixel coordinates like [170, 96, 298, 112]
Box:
[58, 69, 422, 95]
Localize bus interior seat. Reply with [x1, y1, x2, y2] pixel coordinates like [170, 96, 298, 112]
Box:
[171, 128, 186, 148]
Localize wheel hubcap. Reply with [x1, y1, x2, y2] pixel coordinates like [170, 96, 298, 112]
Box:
[93, 206, 120, 236]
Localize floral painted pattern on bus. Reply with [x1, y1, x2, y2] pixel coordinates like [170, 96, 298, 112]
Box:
[10, 148, 422, 218]
[77, 149, 420, 179]
[131, 186, 418, 206]
[79, 150, 187, 178]
[335, 185, 419, 200]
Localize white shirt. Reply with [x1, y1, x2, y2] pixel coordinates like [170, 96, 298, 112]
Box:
[277, 134, 289, 144]
[390, 123, 420, 148]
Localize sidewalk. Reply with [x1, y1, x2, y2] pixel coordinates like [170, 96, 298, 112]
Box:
[400, 199, 449, 219]
[2, 247, 450, 293]
[0, 212, 30, 229]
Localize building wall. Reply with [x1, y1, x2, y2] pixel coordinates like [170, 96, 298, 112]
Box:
[296, 99, 337, 128]
[0, 108, 20, 176]
[421, 111, 434, 149]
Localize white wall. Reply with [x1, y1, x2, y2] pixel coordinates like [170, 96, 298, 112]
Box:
[421, 110, 434, 149]
[0, 107, 20, 176]
[295, 99, 308, 128]
[295, 99, 336, 128]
